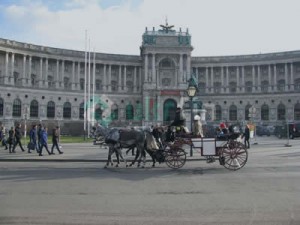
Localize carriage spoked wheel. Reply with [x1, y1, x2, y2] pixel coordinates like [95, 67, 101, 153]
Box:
[219, 141, 248, 171]
[165, 148, 187, 169]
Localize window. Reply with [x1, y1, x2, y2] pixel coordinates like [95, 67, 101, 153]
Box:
[261, 104, 269, 121]
[31, 74, 36, 87]
[277, 79, 285, 92]
[63, 102, 71, 119]
[229, 105, 237, 121]
[96, 80, 101, 91]
[214, 82, 222, 93]
[245, 81, 253, 93]
[48, 76, 53, 88]
[261, 80, 269, 93]
[13, 72, 19, 86]
[80, 79, 84, 90]
[198, 82, 206, 94]
[30, 100, 39, 118]
[245, 104, 252, 121]
[47, 101, 55, 118]
[126, 104, 134, 120]
[277, 104, 285, 121]
[111, 81, 118, 91]
[12, 99, 22, 117]
[126, 81, 133, 92]
[79, 103, 84, 119]
[64, 77, 70, 89]
[294, 103, 300, 120]
[0, 98, 3, 116]
[215, 105, 222, 121]
[111, 104, 118, 120]
[229, 82, 237, 93]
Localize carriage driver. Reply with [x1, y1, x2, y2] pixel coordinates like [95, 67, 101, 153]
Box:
[170, 107, 186, 133]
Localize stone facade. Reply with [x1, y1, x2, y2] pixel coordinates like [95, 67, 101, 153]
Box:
[0, 24, 300, 135]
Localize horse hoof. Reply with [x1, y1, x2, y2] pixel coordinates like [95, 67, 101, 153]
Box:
[152, 165, 155, 168]
[115, 165, 119, 168]
[104, 166, 108, 169]
[126, 165, 129, 168]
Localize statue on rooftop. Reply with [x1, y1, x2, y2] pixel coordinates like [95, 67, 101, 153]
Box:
[160, 18, 174, 33]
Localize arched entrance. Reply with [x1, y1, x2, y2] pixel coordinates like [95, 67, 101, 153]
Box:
[163, 99, 177, 123]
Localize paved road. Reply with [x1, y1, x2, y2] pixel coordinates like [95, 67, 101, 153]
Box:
[0, 137, 300, 225]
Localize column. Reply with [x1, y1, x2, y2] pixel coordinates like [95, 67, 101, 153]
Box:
[236, 66, 240, 93]
[108, 64, 111, 92]
[257, 65, 261, 92]
[284, 63, 288, 91]
[139, 67, 142, 91]
[103, 64, 107, 91]
[226, 67, 229, 93]
[56, 59, 60, 88]
[179, 54, 183, 82]
[72, 61, 76, 90]
[61, 60, 65, 86]
[211, 67, 214, 93]
[4, 52, 9, 84]
[11, 53, 15, 85]
[22, 55, 26, 86]
[144, 54, 148, 82]
[45, 58, 48, 88]
[242, 66, 245, 92]
[39, 58, 43, 87]
[273, 64, 277, 91]
[268, 64, 272, 92]
[28, 56, 32, 87]
[221, 67, 224, 93]
[118, 65, 122, 91]
[133, 67, 137, 92]
[77, 62, 80, 90]
[252, 65, 255, 92]
[152, 53, 155, 83]
[291, 63, 294, 91]
[205, 67, 209, 93]
[124, 65, 127, 91]
[186, 55, 191, 80]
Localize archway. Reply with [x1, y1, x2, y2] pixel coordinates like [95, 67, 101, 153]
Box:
[163, 99, 177, 123]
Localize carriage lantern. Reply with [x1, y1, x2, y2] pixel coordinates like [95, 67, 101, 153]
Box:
[187, 83, 197, 157]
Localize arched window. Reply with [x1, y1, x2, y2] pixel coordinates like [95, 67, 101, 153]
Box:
[215, 105, 222, 121]
[126, 104, 134, 120]
[63, 102, 71, 119]
[163, 99, 177, 122]
[277, 103, 285, 120]
[47, 101, 55, 118]
[111, 104, 118, 120]
[294, 103, 300, 120]
[79, 103, 84, 119]
[229, 105, 237, 121]
[261, 104, 269, 121]
[0, 98, 3, 117]
[12, 99, 22, 117]
[30, 100, 39, 118]
[245, 104, 252, 121]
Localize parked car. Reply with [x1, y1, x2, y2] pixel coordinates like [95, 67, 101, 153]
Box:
[256, 125, 271, 136]
[274, 123, 300, 139]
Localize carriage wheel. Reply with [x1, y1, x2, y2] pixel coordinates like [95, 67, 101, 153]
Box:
[219, 142, 248, 171]
[165, 148, 187, 169]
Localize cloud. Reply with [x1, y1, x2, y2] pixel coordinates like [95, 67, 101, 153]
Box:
[1, 0, 300, 56]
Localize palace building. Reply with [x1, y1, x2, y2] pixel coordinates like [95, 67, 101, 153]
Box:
[0, 23, 300, 135]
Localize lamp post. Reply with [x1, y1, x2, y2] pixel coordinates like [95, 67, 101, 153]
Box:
[187, 85, 197, 157]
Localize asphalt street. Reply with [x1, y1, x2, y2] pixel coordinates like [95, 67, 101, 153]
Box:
[0, 136, 300, 225]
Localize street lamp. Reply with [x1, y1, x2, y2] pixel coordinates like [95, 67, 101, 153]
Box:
[187, 84, 197, 157]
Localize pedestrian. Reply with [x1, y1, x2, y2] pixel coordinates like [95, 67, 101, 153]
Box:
[37, 124, 43, 151]
[28, 124, 38, 153]
[193, 115, 204, 137]
[0, 125, 8, 150]
[12, 124, 25, 152]
[39, 126, 51, 156]
[7, 126, 15, 153]
[243, 124, 250, 149]
[51, 126, 63, 154]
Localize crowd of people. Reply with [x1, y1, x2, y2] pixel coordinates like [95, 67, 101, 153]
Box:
[0, 124, 63, 156]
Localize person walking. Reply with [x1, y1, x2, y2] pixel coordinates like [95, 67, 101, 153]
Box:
[28, 125, 38, 153]
[12, 124, 25, 152]
[7, 126, 15, 153]
[39, 126, 51, 156]
[37, 124, 43, 151]
[243, 124, 250, 149]
[51, 126, 63, 154]
[0, 126, 8, 150]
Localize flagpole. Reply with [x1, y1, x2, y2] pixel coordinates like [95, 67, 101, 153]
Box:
[92, 49, 96, 127]
[88, 38, 91, 137]
[84, 30, 87, 140]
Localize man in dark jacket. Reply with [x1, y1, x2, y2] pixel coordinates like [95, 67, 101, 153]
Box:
[12, 124, 25, 152]
[51, 126, 63, 154]
[37, 124, 43, 152]
[29, 125, 38, 153]
[243, 125, 250, 149]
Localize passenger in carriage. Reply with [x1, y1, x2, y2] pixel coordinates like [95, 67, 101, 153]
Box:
[193, 115, 204, 137]
[152, 124, 164, 149]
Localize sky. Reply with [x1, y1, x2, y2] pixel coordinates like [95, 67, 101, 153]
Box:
[0, 0, 300, 56]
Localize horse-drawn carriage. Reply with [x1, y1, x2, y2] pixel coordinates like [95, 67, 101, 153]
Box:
[91, 125, 248, 171]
